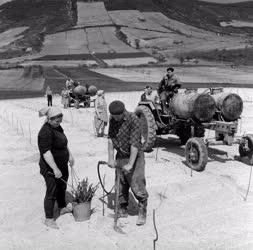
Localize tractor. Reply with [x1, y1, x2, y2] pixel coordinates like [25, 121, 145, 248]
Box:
[68, 84, 97, 109]
[135, 87, 252, 171]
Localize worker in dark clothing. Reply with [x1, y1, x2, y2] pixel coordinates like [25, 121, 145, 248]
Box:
[107, 100, 148, 226]
[38, 107, 75, 229]
[45, 86, 53, 107]
[157, 67, 181, 114]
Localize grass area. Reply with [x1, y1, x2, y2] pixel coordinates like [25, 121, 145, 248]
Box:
[0, 90, 43, 100]
[0, 0, 77, 59]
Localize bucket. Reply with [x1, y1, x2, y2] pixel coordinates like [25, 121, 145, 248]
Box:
[73, 202, 91, 222]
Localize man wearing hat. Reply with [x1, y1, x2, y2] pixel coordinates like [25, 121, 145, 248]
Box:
[107, 100, 148, 226]
[158, 67, 181, 114]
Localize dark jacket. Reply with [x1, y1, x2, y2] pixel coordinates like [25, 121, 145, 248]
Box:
[38, 123, 69, 175]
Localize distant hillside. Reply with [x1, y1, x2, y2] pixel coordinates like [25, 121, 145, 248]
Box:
[0, 0, 77, 58]
[105, 0, 253, 34]
[0, 0, 253, 62]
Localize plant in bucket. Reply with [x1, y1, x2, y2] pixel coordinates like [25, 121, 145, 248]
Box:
[72, 177, 99, 222]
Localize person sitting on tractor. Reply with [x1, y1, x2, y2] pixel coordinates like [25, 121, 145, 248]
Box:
[140, 85, 159, 103]
[157, 67, 181, 114]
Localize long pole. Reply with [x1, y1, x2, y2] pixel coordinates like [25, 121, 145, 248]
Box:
[102, 174, 105, 216]
[114, 167, 120, 231]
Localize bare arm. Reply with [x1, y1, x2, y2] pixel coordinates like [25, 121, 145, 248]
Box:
[67, 146, 75, 167]
[43, 151, 62, 178]
[128, 145, 138, 166]
[108, 138, 116, 168]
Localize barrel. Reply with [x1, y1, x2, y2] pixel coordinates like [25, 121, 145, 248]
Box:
[73, 85, 87, 96]
[211, 92, 243, 121]
[88, 85, 97, 96]
[170, 91, 216, 122]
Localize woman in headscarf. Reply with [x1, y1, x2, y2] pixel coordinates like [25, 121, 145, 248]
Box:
[94, 90, 108, 137]
[37, 107, 75, 229]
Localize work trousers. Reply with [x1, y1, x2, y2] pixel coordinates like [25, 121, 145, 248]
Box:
[41, 171, 68, 219]
[116, 151, 148, 209]
[47, 95, 52, 106]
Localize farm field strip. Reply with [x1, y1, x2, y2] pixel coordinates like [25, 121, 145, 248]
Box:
[143, 12, 213, 38]
[38, 26, 151, 63]
[86, 27, 110, 53]
[98, 27, 138, 53]
[40, 29, 90, 55]
[91, 66, 253, 86]
[0, 27, 28, 48]
[104, 57, 157, 67]
[75, 2, 113, 28]
[120, 27, 172, 40]
[0, 69, 44, 91]
[108, 10, 171, 33]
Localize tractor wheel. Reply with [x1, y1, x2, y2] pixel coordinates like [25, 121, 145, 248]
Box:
[185, 137, 208, 171]
[135, 105, 157, 152]
[239, 134, 253, 158]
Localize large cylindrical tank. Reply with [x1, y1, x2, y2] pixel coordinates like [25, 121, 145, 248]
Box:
[88, 85, 97, 96]
[211, 92, 243, 121]
[170, 91, 216, 122]
[73, 85, 87, 96]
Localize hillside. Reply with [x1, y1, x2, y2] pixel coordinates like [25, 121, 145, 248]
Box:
[0, 0, 77, 58]
[105, 0, 253, 34]
[0, 0, 253, 65]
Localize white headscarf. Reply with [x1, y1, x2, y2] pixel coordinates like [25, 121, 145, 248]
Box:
[39, 107, 62, 119]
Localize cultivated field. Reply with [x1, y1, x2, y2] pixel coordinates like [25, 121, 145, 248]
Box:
[75, 2, 113, 28]
[0, 27, 28, 49]
[0, 88, 252, 249]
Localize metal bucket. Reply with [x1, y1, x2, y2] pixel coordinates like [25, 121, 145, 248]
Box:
[73, 202, 91, 222]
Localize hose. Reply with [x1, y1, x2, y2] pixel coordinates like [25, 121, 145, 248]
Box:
[97, 161, 114, 195]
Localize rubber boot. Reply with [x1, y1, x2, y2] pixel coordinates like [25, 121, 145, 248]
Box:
[118, 206, 128, 218]
[136, 202, 147, 226]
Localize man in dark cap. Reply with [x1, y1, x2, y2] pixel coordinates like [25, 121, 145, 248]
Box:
[158, 67, 181, 114]
[107, 100, 148, 226]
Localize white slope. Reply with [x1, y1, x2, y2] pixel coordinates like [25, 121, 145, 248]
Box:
[0, 89, 252, 249]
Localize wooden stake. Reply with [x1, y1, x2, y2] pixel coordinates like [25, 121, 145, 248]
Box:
[244, 165, 252, 202]
[153, 209, 158, 250]
[28, 122, 32, 144]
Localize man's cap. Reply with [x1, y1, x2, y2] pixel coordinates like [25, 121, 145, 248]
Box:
[145, 85, 152, 89]
[167, 67, 174, 72]
[109, 100, 125, 115]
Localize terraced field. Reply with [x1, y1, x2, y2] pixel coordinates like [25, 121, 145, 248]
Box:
[0, 27, 28, 49]
[75, 2, 113, 28]
[0, 68, 44, 91]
